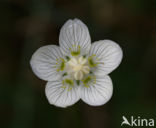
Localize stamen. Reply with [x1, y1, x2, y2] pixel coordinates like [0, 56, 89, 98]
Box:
[68, 87, 72, 91]
[88, 54, 100, 67]
[56, 58, 65, 72]
[71, 45, 81, 56]
[82, 76, 96, 87]
[64, 79, 74, 86]
[61, 85, 66, 89]
[62, 79, 74, 91]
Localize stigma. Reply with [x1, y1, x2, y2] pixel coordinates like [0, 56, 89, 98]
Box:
[66, 56, 90, 80]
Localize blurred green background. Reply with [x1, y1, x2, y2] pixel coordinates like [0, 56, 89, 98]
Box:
[0, 0, 156, 128]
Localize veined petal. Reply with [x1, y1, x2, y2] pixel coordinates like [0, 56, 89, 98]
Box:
[80, 75, 113, 106]
[59, 19, 91, 57]
[45, 79, 80, 108]
[30, 45, 65, 81]
[89, 40, 123, 76]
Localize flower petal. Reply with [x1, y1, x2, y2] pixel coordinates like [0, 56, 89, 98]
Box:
[80, 75, 113, 106]
[59, 19, 91, 57]
[30, 45, 65, 81]
[45, 79, 80, 108]
[89, 40, 123, 76]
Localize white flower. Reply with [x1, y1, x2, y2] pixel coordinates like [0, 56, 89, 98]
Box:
[30, 19, 123, 108]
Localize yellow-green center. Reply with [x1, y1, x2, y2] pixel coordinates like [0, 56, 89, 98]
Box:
[66, 56, 90, 80]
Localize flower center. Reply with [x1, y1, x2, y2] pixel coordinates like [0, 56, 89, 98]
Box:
[66, 56, 90, 80]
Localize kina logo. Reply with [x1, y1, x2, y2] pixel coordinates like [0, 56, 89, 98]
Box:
[121, 116, 154, 127]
